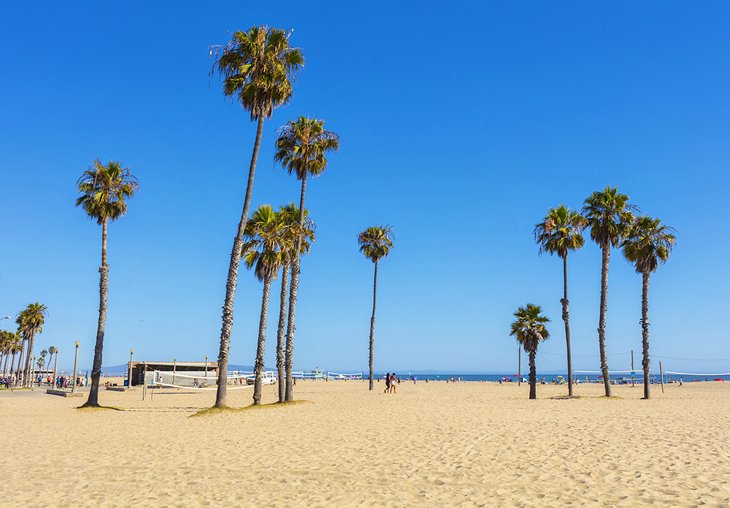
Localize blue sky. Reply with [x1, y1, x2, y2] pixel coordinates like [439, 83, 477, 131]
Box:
[1, 1, 729, 374]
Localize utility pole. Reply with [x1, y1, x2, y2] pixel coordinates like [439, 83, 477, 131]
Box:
[204, 355, 208, 379]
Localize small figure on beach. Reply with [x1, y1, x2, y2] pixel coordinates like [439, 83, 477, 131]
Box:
[384, 372, 390, 393]
[390, 373, 397, 394]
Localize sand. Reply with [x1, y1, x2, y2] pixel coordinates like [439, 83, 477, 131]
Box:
[2, 380, 729, 507]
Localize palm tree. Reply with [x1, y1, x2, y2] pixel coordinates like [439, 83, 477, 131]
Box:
[534, 205, 586, 396]
[47, 345, 57, 382]
[16, 303, 48, 386]
[8, 331, 22, 380]
[275, 116, 340, 401]
[358, 226, 395, 390]
[241, 205, 289, 405]
[622, 216, 676, 400]
[76, 159, 139, 407]
[510, 304, 550, 399]
[37, 350, 47, 376]
[210, 26, 303, 409]
[0, 331, 9, 375]
[0, 330, 15, 376]
[274, 203, 315, 402]
[583, 186, 636, 397]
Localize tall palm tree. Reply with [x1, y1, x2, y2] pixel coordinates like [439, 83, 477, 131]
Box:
[622, 216, 676, 400]
[510, 304, 550, 399]
[274, 203, 315, 402]
[534, 205, 586, 396]
[76, 159, 139, 407]
[275, 116, 340, 401]
[583, 186, 636, 397]
[16, 303, 48, 386]
[241, 205, 289, 405]
[210, 26, 303, 409]
[358, 226, 394, 390]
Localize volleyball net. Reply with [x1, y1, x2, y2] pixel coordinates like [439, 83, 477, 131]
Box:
[147, 370, 275, 390]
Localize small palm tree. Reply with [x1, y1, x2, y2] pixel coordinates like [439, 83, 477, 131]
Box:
[210, 26, 303, 409]
[37, 349, 47, 375]
[47, 345, 57, 381]
[242, 205, 289, 405]
[8, 331, 22, 379]
[274, 203, 315, 402]
[0, 330, 15, 376]
[622, 216, 676, 400]
[275, 116, 340, 401]
[76, 159, 139, 407]
[583, 186, 636, 397]
[358, 226, 395, 390]
[534, 205, 586, 396]
[510, 304, 550, 399]
[16, 303, 48, 386]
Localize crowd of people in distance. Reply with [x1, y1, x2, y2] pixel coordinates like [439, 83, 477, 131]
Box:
[1, 374, 84, 389]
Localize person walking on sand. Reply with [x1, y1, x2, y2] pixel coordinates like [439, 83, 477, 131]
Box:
[384, 372, 391, 394]
[390, 373, 397, 394]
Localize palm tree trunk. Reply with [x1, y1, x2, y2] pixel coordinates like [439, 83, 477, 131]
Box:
[16, 339, 25, 385]
[285, 174, 307, 402]
[641, 270, 651, 400]
[253, 275, 272, 405]
[598, 245, 612, 397]
[85, 218, 109, 407]
[276, 265, 289, 402]
[368, 261, 378, 390]
[2, 353, 8, 376]
[10, 352, 16, 376]
[562, 254, 574, 397]
[529, 349, 537, 400]
[214, 115, 265, 408]
[23, 332, 35, 387]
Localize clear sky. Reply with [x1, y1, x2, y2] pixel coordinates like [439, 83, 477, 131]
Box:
[1, 1, 729, 374]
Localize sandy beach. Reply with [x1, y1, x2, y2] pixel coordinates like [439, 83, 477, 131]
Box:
[2, 380, 728, 507]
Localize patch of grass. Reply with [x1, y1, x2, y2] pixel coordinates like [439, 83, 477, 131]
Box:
[76, 404, 124, 411]
[190, 400, 311, 418]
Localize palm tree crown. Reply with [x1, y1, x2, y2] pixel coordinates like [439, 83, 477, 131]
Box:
[16, 303, 47, 339]
[358, 226, 394, 264]
[242, 205, 290, 282]
[278, 203, 315, 261]
[213, 26, 304, 120]
[622, 216, 676, 274]
[274, 117, 340, 180]
[582, 186, 636, 248]
[75, 160, 139, 224]
[534, 205, 586, 258]
[510, 304, 550, 353]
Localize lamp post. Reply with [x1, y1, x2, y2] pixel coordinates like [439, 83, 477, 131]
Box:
[172, 357, 176, 385]
[71, 341, 80, 393]
[128, 348, 134, 389]
[51, 349, 59, 390]
[204, 355, 208, 379]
